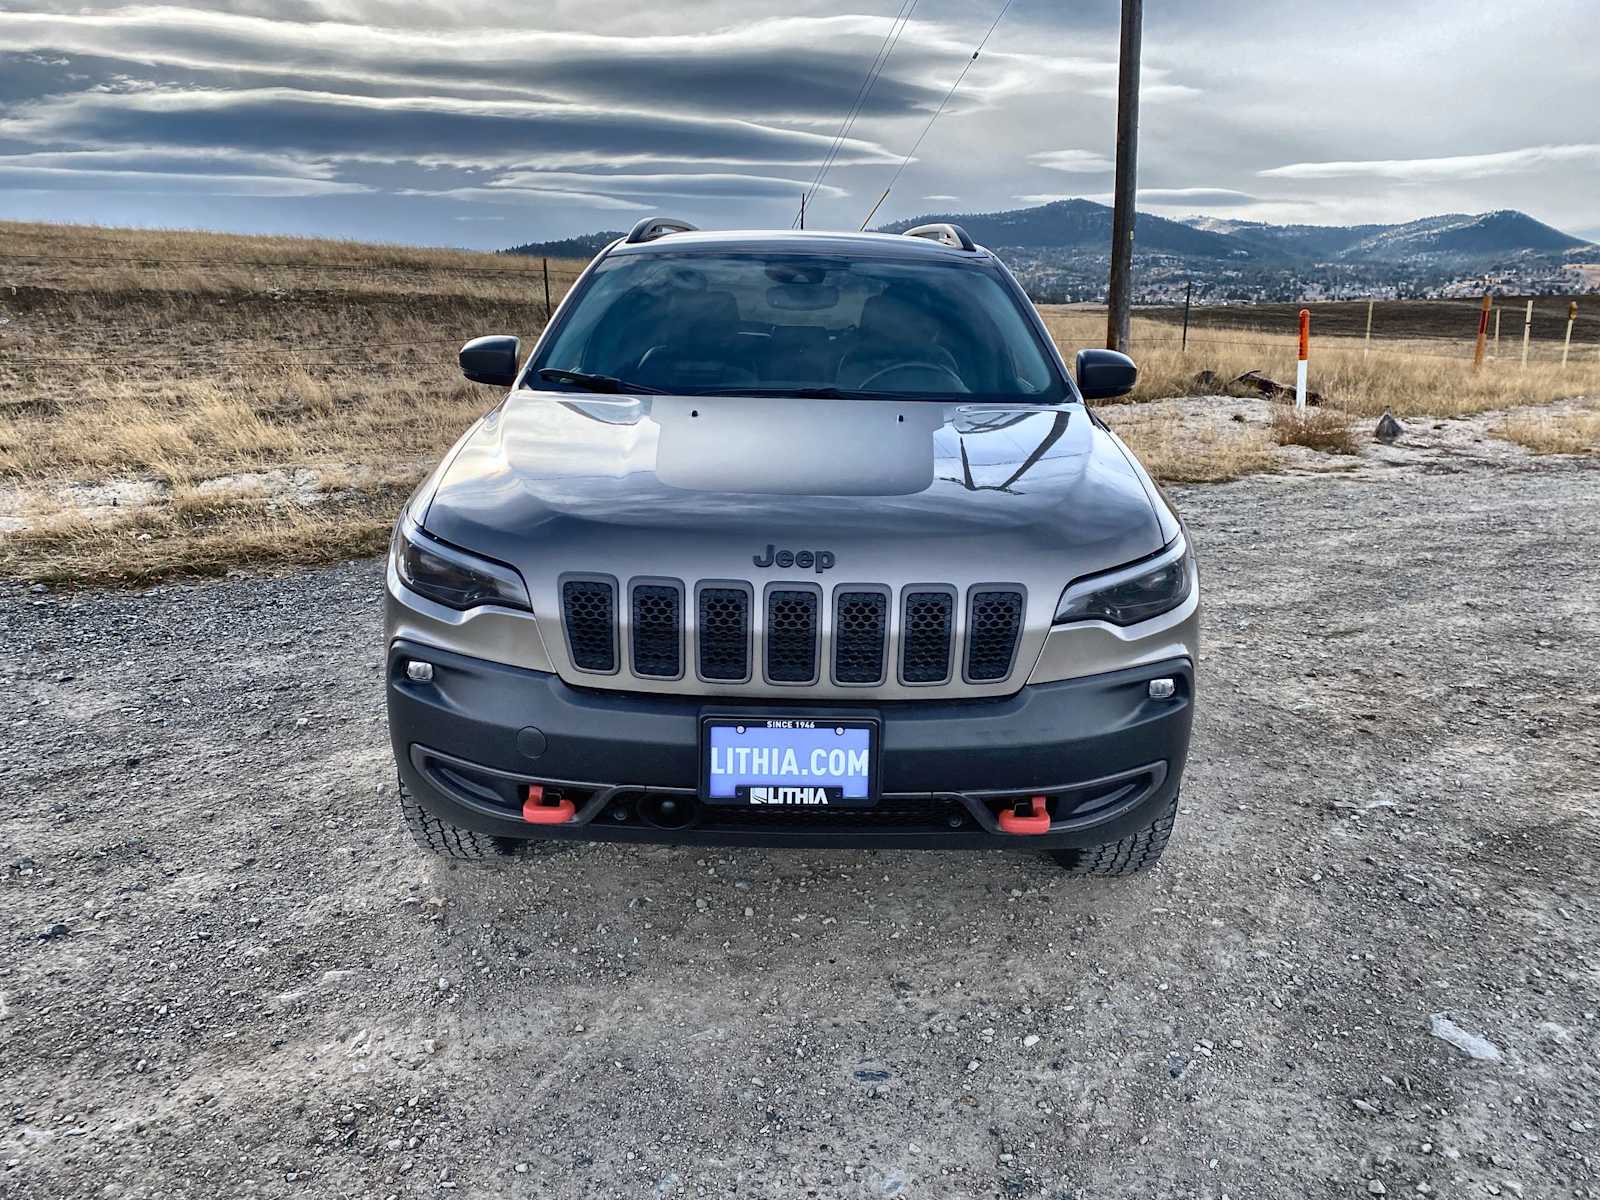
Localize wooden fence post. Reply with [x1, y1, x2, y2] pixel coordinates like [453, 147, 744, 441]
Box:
[1562, 301, 1578, 367]
[1521, 300, 1534, 368]
[1363, 298, 1374, 360]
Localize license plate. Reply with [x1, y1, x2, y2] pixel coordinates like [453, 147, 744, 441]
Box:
[701, 716, 878, 807]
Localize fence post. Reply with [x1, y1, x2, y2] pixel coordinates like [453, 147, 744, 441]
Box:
[1521, 300, 1533, 368]
[1492, 306, 1502, 358]
[1295, 308, 1310, 411]
[1363, 298, 1374, 359]
[542, 257, 552, 319]
[1562, 301, 1577, 367]
[1472, 292, 1491, 370]
[1181, 279, 1192, 353]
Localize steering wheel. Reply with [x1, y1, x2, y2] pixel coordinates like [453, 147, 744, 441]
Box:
[856, 360, 967, 391]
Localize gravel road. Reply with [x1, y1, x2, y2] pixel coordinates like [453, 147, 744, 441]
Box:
[4, 446, 1598, 1199]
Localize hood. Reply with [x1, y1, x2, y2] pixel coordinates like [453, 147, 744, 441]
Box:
[422, 392, 1163, 583]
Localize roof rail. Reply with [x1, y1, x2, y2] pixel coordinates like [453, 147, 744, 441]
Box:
[625, 216, 698, 245]
[901, 222, 976, 252]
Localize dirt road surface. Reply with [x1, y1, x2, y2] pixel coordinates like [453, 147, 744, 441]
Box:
[4, 445, 1598, 1199]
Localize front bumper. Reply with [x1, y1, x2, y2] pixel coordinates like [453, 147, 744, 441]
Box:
[387, 638, 1194, 851]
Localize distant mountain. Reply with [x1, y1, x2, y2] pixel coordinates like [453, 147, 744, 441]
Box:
[503, 201, 1596, 302]
[874, 199, 1593, 266]
[875, 198, 1243, 259]
[504, 230, 624, 259]
[1334, 210, 1591, 261]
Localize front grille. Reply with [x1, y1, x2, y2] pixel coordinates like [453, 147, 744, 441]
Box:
[966, 589, 1024, 682]
[557, 578, 1025, 688]
[833, 590, 888, 684]
[630, 583, 681, 678]
[561, 578, 616, 672]
[765, 589, 819, 683]
[697, 586, 750, 681]
[901, 590, 954, 683]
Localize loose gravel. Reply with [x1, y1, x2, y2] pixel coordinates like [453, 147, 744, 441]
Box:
[2, 446, 1598, 1199]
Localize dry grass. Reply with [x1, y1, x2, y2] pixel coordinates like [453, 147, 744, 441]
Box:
[1269, 405, 1360, 454]
[0, 219, 589, 582]
[1102, 405, 1279, 484]
[1038, 308, 1600, 419]
[1, 219, 586, 299]
[1493, 407, 1600, 455]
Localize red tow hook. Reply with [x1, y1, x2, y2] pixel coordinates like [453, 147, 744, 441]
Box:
[997, 795, 1051, 836]
[521, 784, 576, 825]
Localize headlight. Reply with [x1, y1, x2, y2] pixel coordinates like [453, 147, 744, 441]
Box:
[391, 516, 530, 611]
[1054, 536, 1194, 626]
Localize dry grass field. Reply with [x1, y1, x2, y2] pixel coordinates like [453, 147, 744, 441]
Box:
[2, 220, 1596, 584]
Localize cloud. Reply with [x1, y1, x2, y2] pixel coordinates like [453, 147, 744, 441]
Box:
[1260, 144, 1600, 182]
[398, 186, 650, 211]
[0, 9, 982, 120]
[0, 86, 896, 170]
[923, 194, 959, 201]
[0, 147, 339, 178]
[488, 170, 845, 201]
[0, 163, 370, 196]
[1028, 149, 1113, 174]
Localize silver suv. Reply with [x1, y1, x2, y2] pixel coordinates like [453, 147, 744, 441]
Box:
[385, 218, 1197, 874]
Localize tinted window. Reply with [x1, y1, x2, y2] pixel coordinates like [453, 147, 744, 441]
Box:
[527, 251, 1064, 401]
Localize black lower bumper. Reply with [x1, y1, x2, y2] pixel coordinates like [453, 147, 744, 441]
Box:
[387, 639, 1193, 851]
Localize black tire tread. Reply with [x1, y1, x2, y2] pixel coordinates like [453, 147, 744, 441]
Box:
[1050, 793, 1179, 876]
[399, 780, 511, 862]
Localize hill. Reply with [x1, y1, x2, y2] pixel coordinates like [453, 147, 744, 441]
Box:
[504, 231, 625, 260]
[875, 199, 1243, 259]
[502, 202, 1595, 302]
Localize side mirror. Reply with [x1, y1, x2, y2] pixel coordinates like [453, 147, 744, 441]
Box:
[459, 335, 521, 387]
[1074, 348, 1137, 400]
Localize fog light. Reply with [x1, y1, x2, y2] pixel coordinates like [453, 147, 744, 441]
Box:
[405, 660, 434, 683]
[1147, 677, 1176, 700]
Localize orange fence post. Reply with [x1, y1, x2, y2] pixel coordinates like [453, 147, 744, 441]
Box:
[1472, 292, 1491, 371]
[1295, 309, 1310, 410]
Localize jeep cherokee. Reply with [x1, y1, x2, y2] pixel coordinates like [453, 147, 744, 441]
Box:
[386, 218, 1197, 874]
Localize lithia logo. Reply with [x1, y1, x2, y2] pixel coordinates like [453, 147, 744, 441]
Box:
[749, 786, 831, 805]
[752, 544, 835, 573]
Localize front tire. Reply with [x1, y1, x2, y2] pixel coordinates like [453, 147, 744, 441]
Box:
[1049, 793, 1179, 876]
[399, 780, 518, 862]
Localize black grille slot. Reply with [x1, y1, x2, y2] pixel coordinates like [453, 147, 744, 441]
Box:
[562, 579, 616, 672]
[901, 590, 954, 683]
[697, 587, 750, 681]
[966, 589, 1024, 681]
[833, 591, 887, 684]
[630, 583, 681, 678]
[765, 589, 819, 683]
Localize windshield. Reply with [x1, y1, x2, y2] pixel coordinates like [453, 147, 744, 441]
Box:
[526, 251, 1065, 402]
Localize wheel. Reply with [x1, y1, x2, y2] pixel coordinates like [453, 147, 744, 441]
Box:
[1049, 793, 1179, 876]
[398, 779, 520, 862]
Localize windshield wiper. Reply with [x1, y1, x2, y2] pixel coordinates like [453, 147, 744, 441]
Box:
[533, 368, 662, 395]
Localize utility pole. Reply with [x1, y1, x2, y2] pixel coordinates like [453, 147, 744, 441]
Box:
[799, 191, 805, 230]
[1105, 0, 1142, 353]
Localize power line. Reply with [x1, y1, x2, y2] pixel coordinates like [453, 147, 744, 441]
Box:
[860, 0, 1015, 230]
[794, 0, 921, 228]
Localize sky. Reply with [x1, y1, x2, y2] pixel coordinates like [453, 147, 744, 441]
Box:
[0, 0, 1596, 249]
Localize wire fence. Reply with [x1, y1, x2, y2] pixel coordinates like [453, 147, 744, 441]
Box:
[1042, 301, 1600, 369]
[2, 249, 1596, 375]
